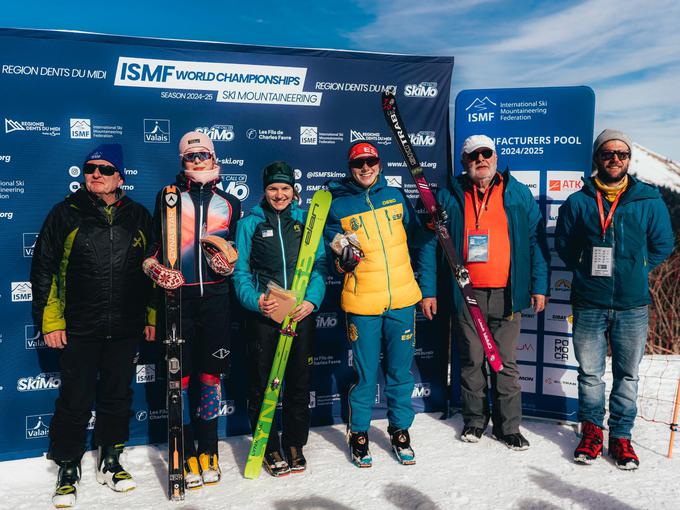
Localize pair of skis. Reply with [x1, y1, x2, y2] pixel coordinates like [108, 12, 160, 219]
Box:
[381, 90, 504, 374]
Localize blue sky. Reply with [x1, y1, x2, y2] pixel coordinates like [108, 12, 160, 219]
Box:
[4, 0, 679, 161]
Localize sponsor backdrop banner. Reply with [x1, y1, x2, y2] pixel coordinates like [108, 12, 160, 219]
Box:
[454, 86, 595, 421]
[0, 29, 454, 460]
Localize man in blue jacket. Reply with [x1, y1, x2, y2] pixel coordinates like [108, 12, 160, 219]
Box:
[555, 129, 673, 469]
[420, 134, 549, 450]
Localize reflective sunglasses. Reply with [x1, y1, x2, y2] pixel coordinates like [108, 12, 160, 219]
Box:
[83, 163, 118, 176]
[182, 151, 213, 163]
[349, 157, 380, 169]
[599, 150, 630, 161]
[466, 149, 494, 160]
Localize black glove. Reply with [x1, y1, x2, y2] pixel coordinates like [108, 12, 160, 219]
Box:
[336, 245, 360, 273]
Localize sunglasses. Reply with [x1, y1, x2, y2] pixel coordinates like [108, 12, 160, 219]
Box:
[466, 149, 494, 160]
[349, 157, 380, 169]
[599, 150, 630, 161]
[182, 151, 213, 163]
[83, 163, 118, 176]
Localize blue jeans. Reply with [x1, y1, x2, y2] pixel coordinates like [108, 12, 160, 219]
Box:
[572, 306, 648, 438]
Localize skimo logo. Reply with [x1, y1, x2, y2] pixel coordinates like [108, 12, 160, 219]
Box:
[218, 400, 236, 416]
[196, 125, 234, 142]
[385, 175, 402, 188]
[465, 97, 497, 123]
[409, 131, 436, 147]
[17, 372, 61, 391]
[316, 312, 338, 329]
[411, 382, 431, 398]
[143, 119, 170, 143]
[11, 281, 32, 302]
[404, 81, 438, 98]
[26, 414, 52, 439]
[25, 324, 45, 349]
[23, 232, 38, 257]
[70, 118, 91, 139]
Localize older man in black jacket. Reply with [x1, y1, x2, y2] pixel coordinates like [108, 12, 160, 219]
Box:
[31, 143, 154, 508]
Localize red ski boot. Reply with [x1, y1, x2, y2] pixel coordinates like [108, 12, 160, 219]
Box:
[609, 437, 640, 470]
[574, 421, 603, 464]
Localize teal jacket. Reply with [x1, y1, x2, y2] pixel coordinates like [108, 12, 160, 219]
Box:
[555, 175, 673, 310]
[233, 200, 327, 313]
[418, 170, 550, 313]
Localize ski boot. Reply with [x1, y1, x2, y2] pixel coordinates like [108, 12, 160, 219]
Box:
[198, 452, 221, 485]
[285, 446, 307, 473]
[264, 450, 291, 477]
[52, 460, 81, 508]
[461, 425, 485, 443]
[348, 431, 372, 468]
[389, 428, 415, 465]
[574, 421, 603, 464]
[184, 456, 203, 490]
[609, 437, 640, 470]
[96, 444, 136, 492]
[494, 431, 530, 451]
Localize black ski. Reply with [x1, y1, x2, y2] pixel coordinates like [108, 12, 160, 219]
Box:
[382, 90, 504, 373]
[160, 185, 185, 501]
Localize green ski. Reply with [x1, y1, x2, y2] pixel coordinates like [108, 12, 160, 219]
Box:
[244, 189, 331, 479]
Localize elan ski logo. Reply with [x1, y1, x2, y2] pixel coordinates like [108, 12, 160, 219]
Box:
[404, 82, 438, 98]
[17, 372, 61, 391]
[465, 97, 497, 122]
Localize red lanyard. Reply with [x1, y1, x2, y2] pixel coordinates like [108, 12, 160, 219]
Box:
[596, 191, 623, 240]
[472, 184, 492, 229]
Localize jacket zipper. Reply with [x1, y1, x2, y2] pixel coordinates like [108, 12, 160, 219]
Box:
[198, 185, 205, 296]
[277, 213, 288, 289]
[366, 189, 391, 310]
[108, 222, 113, 340]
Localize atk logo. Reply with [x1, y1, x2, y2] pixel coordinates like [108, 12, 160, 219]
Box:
[25, 324, 45, 349]
[196, 125, 234, 142]
[26, 414, 52, 439]
[315, 312, 338, 329]
[219, 174, 249, 201]
[218, 400, 236, 416]
[404, 81, 438, 98]
[136, 364, 156, 384]
[465, 96, 497, 122]
[17, 372, 61, 391]
[11, 281, 32, 302]
[385, 175, 402, 188]
[70, 118, 91, 139]
[300, 126, 318, 145]
[548, 179, 582, 192]
[411, 382, 431, 398]
[308, 391, 316, 409]
[23, 232, 38, 257]
[409, 131, 436, 147]
[143, 119, 170, 143]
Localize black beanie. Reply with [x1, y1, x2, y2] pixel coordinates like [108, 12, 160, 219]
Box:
[263, 161, 295, 188]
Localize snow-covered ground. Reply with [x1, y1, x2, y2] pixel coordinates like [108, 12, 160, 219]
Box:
[2, 357, 679, 510]
[630, 143, 680, 194]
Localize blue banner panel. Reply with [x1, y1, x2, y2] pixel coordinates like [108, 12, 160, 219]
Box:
[0, 29, 453, 460]
[454, 86, 595, 422]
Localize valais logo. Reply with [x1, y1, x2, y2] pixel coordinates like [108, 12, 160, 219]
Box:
[465, 97, 497, 122]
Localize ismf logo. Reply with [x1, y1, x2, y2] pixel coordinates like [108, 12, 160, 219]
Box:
[411, 382, 431, 398]
[385, 175, 402, 188]
[465, 97, 497, 122]
[26, 414, 52, 439]
[136, 364, 156, 384]
[23, 233, 39, 257]
[70, 118, 91, 139]
[196, 125, 234, 142]
[404, 81, 438, 98]
[25, 324, 45, 349]
[300, 126, 318, 145]
[143, 119, 170, 143]
[11, 281, 32, 302]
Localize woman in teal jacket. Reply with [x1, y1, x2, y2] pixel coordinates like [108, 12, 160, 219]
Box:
[233, 161, 326, 477]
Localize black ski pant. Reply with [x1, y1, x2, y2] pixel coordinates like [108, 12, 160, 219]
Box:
[48, 334, 138, 462]
[453, 287, 522, 436]
[246, 312, 314, 453]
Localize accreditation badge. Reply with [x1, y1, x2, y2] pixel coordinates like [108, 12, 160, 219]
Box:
[591, 245, 613, 277]
[466, 229, 489, 263]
